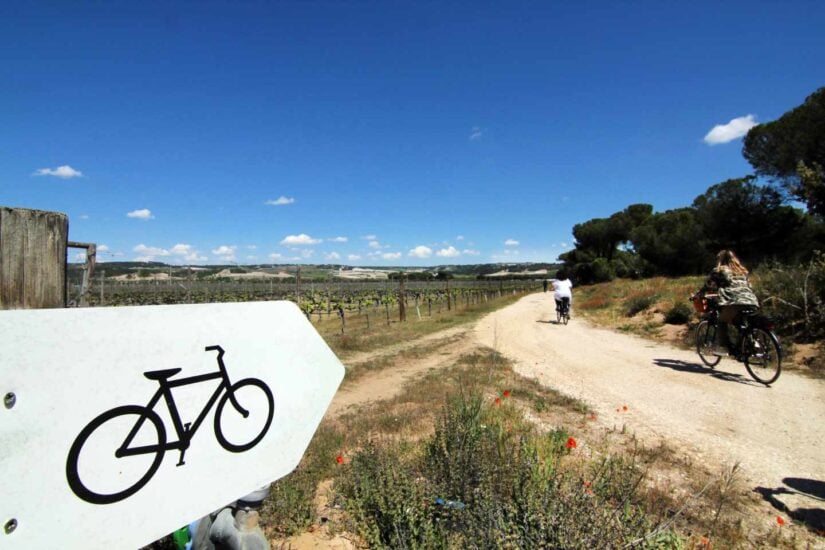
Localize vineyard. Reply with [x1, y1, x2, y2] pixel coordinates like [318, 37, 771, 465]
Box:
[72, 277, 544, 339]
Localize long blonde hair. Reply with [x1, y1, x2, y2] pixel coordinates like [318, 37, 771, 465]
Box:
[716, 250, 748, 276]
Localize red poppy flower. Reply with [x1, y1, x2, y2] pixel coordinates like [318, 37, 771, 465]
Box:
[565, 437, 577, 449]
[776, 516, 786, 526]
[622, 405, 628, 411]
[503, 390, 511, 398]
[589, 413, 597, 421]
[494, 397, 502, 406]
[699, 536, 710, 547]
[336, 454, 345, 465]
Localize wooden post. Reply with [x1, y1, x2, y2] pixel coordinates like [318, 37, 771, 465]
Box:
[446, 278, 451, 311]
[296, 266, 302, 298]
[398, 273, 406, 322]
[69, 241, 96, 307]
[1, 207, 68, 309]
[99, 270, 105, 305]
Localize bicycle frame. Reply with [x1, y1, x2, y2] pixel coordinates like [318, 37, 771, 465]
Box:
[115, 345, 246, 458]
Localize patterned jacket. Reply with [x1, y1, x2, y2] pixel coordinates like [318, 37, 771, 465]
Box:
[705, 267, 759, 307]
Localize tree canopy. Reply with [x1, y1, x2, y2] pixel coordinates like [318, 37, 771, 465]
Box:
[742, 87, 825, 216]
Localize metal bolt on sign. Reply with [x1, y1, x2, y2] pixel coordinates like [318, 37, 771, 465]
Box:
[4, 392, 15, 409]
[5, 519, 17, 534]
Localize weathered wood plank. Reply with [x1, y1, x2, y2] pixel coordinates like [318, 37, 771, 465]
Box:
[0, 207, 68, 309]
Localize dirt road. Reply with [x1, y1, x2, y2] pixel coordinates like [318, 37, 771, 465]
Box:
[475, 293, 825, 503]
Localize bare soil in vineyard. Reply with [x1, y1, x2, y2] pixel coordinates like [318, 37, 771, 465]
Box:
[271, 292, 825, 549]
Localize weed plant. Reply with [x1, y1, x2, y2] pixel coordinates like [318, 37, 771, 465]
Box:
[337, 390, 677, 549]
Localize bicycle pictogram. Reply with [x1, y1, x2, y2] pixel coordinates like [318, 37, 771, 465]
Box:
[65, 345, 274, 505]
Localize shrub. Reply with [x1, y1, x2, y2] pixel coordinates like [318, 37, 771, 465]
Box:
[753, 252, 825, 339]
[337, 390, 667, 549]
[664, 302, 693, 325]
[625, 294, 658, 317]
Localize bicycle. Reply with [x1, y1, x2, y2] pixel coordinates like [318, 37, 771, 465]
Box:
[692, 293, 782, 385]
[66, 345, 274, 505]
[556, 297, 570, 325]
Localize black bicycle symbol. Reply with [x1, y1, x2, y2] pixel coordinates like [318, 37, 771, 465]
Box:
[66, 345, 274, 505]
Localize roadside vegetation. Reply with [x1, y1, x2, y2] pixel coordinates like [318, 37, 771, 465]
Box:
[261, 346, 808, 549]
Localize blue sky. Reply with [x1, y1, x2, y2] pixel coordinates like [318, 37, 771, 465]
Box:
[2, 1, 823, 266]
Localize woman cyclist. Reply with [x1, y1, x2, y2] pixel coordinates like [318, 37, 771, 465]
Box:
[701, 250, 759, 356]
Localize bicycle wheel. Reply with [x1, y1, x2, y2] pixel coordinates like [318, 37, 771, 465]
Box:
[562, 309, 569, 325]
[66, 405, 166, 505]
[556, 307, 562, 324]
[743, 328, 781, 385]
[696, 320, 721, 367]
[214, 378, 274, 452]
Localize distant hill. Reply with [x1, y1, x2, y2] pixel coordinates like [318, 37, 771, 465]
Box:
[68, 261, 562, 282]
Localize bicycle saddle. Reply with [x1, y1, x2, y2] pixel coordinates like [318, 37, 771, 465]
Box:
[143, 368, 182, 381]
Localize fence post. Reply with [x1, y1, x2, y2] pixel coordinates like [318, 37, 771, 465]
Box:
[1, 207, 69, 309]
[398, 273, 406, 322]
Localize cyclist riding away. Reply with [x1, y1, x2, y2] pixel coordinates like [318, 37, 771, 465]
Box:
[700, 250, 759, 356]
[552, 270, 573, 319]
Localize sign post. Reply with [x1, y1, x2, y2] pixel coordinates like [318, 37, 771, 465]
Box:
[0, 301, 344, 549]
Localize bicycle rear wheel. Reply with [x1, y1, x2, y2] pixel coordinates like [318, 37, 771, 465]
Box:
[743, 328, 781, 385]
[66, 405, 166, 504]
[696, 320, 721, 367]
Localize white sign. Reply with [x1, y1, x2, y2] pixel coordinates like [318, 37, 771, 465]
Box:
[0, 301, 345, 549]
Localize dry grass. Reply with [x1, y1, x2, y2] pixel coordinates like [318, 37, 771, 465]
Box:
[312, 291, 531, 358]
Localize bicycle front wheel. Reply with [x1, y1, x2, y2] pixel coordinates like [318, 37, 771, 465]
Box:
[743, 329, 782, 385]
[696, 320, 721, 367]
[214, 378, 274, 452]
[66, 405, 166, 505]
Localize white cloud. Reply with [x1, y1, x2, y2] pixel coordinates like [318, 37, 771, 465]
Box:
[97, 244, 110, 253]
[169, 243, 206, 262]
[456, 235, 465, 241]
[212, 245, 237, 261]
[368, 240, 382, 249]
[269, 253, 283, 260]
[127, 208, 154, 220]
[462, 249, 480, 256]
[326, 252, 341, 261]
[301, 249, 314, 259]
[33, 165, 83, 178]
[504, 239, 519, 246]
[703, 114, 758, 145]
[348, 254, 362, 261]
[247, 245, 258, 250]
[280, 234, 322, 246]
[362, 234, 377, 240]
[408, 245, 433, 259]
[329, 236, 348, 243]
[382, 252, 401, 260]
[469, 126, 483, 141]
[72, 251, 86, 262]
[247, 255, 258, 260]
[436, 246, 460, 258]
[265, 196, 295, 206]
[80, 214, 89, 220]
[133, 244, 170, 261]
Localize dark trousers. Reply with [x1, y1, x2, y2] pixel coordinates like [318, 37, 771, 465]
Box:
[716, 305, 748, 350]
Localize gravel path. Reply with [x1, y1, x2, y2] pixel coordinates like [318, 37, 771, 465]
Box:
[474, 293, 825, 494]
